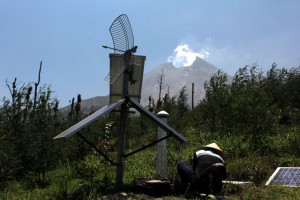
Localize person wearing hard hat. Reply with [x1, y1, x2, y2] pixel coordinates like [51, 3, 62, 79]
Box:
[177, 142, 227, 195]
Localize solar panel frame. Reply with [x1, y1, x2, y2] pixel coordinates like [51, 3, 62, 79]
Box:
[129, 97, 187, 143]
[54, 97, 187, 143]
[266, 167, 300, 187]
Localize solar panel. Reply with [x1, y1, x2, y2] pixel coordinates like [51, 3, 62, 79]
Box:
[266, 167, 300, 187]
[53, 99, 125, 139]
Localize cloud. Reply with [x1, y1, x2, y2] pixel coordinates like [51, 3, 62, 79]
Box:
[167, 44, 210, 68]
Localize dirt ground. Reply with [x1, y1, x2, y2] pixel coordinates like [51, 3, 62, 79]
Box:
[98, 192, 223, 200]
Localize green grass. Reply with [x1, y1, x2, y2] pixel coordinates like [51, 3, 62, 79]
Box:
[224, 185, 300, 200]
[1, 128, 300, 199]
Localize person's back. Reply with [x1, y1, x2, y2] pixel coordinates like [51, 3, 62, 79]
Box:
[177, 142, 227, 195]
[192, 148, 227, 194]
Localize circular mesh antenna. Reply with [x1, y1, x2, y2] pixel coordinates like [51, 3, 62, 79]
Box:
[104, 14, 135, 84]
[109, 14, 134, 53]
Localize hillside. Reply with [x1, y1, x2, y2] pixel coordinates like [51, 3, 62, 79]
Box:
[141, 57, 220, 106]
[59, 96, 109, 116]
[60, 57, 227, 113]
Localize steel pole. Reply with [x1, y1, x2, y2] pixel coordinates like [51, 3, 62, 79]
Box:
[115, 102, 128, 187]
[115, 53, 130, 187]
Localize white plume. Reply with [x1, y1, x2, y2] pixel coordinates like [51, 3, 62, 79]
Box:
[167, 44, 209, 68]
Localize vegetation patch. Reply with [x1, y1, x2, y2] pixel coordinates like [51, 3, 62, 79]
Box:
[1, 64, 300, 199]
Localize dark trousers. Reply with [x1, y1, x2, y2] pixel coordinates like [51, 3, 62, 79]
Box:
[177, 162, 195, 191]
[177, 162, 223, 194]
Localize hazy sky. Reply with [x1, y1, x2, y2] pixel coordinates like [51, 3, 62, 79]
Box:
[1, 0, 300, 107]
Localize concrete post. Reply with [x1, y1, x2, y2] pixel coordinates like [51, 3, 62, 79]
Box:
[156, 110, 169, 178]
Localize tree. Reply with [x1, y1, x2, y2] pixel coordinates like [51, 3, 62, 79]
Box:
[177, 86, 189, 114]
[285, 67, 300, 128]
[264, 64, 289, 124]
[0, 62, 65, 187]
[165, 86, 190, 131]
[198, 70, 231, 133]
[230, 65, 276, 151]
[156, 69, 166, 106]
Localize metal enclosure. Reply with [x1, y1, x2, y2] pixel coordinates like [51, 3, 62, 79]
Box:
[109, 54, 146, 103]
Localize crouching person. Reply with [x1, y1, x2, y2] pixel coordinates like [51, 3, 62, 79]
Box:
[177, 143, 227, 196]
